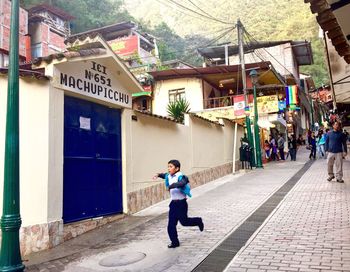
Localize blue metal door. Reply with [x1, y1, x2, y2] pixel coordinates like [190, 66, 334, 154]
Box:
[63, 96, 122, 223]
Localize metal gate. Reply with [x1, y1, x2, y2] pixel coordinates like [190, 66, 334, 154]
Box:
[63, 96, 122, 223]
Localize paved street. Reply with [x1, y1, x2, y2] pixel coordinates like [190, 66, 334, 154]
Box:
[25, 149, 350, 272]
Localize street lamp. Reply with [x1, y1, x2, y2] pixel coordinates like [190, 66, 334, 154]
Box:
[0, 0, 24, 271]
[249, 69, 263, 168]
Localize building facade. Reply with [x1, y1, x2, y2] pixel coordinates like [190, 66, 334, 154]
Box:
[28, 4, 74, 59]
[0, 0, 29, 67]
[0, 35, 243, 256]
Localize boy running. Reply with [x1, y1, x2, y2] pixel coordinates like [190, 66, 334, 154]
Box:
[153, 159, 204, 248]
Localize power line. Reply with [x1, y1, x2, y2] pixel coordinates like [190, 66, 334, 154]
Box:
[185, 0, 220, 21]
[155, 0, 211, 25]
[162, 0, 235, 26]
[243, 32, 267, 64]
[243, 27, 295, 77]
[127, 26, 236, 62]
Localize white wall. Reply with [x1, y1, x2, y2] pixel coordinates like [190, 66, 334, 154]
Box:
[47, 85, 64, 222]
[152, 78, 203, 116]
[0, 76, 50, 226]
[127, 112, 239, 192]
[230, 43, 299, 80]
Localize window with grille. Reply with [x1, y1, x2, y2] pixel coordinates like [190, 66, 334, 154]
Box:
[169, 88, 185, 103]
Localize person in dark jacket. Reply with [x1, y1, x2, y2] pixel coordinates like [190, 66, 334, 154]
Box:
[288, 134, 297, 161]
[153, 159, 204, 248]
[326, 122, 347, 183]
[309, 132, 317, 160]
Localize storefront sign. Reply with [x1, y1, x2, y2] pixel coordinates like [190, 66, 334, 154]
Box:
[250, 95, 279, 114]
[278, 100, 286, 111]
[196, 108, 235, 121]
[54, 60, 131, 108]
[108, 35, 139, 56]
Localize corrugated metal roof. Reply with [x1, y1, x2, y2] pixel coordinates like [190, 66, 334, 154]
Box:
[148, 62, 271, 80]
[29, 4, 75, 21]
[66, 21, 136, 44]
[198, 41, 291, 59]
[198, 40, 313, 66]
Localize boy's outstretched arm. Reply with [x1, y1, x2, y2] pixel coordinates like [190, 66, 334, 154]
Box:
[168, 175, 189, 189]
[153, 173, 166, 180]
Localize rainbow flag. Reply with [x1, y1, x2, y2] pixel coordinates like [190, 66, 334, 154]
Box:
[286, 85, 298, 106]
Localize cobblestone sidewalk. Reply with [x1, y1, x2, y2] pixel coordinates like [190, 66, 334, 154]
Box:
[26, 150, 318, 272]
[225, 157, 350, 272]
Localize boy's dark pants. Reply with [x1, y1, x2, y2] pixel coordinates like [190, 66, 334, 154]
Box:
[168, 199, 202, 245]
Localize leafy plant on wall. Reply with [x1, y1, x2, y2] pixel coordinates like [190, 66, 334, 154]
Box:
[167, 98, 190, 123]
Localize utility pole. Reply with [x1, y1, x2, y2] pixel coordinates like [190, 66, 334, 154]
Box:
[0, 0, 24, 271]
[237, 19, 255, 166]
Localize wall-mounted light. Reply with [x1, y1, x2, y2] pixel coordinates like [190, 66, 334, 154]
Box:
[219, 83, 224, 88]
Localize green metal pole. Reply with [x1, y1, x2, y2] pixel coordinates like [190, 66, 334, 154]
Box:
[310, 98, 314, 131]
[253, 84, 263, 168]
[245, 116, 255, 166]
[0, 0, 24, 270]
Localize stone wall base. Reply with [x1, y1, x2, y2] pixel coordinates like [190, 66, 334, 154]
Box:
[127, 161, 236, 213]
[19, 220, 63, 256]
[1, 213, 126, 256]
[2, 161, 238, 256]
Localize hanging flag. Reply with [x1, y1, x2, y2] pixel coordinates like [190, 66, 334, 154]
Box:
[286, 85, 298, 106]
[233, 95, 245, 116]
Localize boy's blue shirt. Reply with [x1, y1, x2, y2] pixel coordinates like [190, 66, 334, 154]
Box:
[164, 173, 192, 198]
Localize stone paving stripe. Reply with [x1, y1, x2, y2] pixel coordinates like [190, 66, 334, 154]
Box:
[192, 160, 314, 272]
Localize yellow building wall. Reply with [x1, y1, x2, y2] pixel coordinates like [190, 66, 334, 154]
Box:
[0, 76, 51, 226]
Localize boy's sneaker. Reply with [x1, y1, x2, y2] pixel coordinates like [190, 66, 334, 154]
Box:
[199, 220, 204, 232]
[168, 243, 180, 248]
[327, 176, 335, 182]
[336, 179, 344, 183]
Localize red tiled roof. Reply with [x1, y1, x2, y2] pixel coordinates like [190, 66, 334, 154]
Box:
[0, 64, 47, 80]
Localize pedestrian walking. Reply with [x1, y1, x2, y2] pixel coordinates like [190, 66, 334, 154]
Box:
[317, 130, 326, 159]
[308, 132, 317, 160]
[153, 159, 204, 248]
[288, 134, 297, 161]
[277, 133, 285, 160]
[269, 135, 278, 161]
[264, 140, 271, 160]
[326, 122, 347, 183]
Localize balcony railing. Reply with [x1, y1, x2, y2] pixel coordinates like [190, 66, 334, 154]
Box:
[204, 96, 234, 109]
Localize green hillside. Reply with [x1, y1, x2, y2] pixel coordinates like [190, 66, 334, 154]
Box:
[22, 0, 328, 86]
[125, 0, 328, 86]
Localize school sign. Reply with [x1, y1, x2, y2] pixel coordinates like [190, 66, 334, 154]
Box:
[54, 60, 132, 108]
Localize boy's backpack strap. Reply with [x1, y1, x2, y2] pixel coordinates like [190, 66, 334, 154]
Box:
[178, 175, 192, 198]
[164, 173, 170, 188]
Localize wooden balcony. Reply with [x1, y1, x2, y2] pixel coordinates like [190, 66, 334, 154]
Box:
[204, 96, 234, 109]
